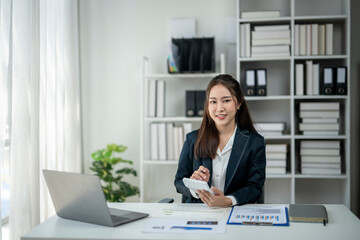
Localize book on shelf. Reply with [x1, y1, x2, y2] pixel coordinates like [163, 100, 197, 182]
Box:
[252, 38, 290, 46]
[166, 123, 174, 160]
[253, 25, 289, 32]
[259, 131, 284, 136]
[312, 63, 319, 95]
[251, 45, 289, 53]
[245, 23, 251, 57]
[299, 25, 306, 55]
[252, 30, 290, 39]
[306, 60, 313, 95]
[299, 110, 340, 118]
[266, 144, 287, 153]
[148, 80, 157, 117]
[302, 130, 339, 136]
[300, 148, 340, 156]
[240, 10, 280, 19]
[150, 123, 158, 160]
[294, 24, 299, 55]
[266, 152, 287, 160]
[295, 64, 304, 95]
[156, 80, 165, 117]
[306, 24, 311, 56]
[267, 160, 286, 167]
[311, 24, 318, 55]
[255, 122, 286, 132]
[266, 167, 286, 174]
[251, 52, 290, 58]
[302, 118, 338, 123]
[301, 162, 341, 169]
[325, 23, 333, 55]
[299, 102, 340, 111]
[301, 156, 341, 164]
[240, 24, 245, 57]
[300, 140, 340, 149]
[299, 123, 339, 131]
[318, 25, 326, 55]
[158, 123, 167, 160]
[301, 167, 341, 175]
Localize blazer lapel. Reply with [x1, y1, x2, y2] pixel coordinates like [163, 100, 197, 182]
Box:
[224, 129, 249, 193]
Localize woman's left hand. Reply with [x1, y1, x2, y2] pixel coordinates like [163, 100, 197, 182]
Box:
[197, 187, 232, 207]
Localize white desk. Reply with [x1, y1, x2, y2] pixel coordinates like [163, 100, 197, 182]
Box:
[22, 203, 360, 240]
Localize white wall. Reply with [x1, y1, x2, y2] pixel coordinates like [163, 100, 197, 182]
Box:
[79, 0, 235, 201]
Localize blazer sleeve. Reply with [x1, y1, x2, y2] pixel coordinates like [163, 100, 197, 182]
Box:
[174, 132, 196, 200]
[231, 135, 266, 205]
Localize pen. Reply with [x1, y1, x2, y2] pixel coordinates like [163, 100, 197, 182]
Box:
[323, 220, 326, 226]
[171, 226, 212, 230]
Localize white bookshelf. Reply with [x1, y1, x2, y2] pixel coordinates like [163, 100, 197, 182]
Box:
[140, 57, 225, 203]
[237, 0, 350, 207]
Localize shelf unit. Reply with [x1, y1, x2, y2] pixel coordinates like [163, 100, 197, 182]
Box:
[140, 57, 225, 203]
[236, 0, 350, 207]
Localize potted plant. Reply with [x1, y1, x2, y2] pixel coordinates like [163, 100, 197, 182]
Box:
[90, 143, 139, 202]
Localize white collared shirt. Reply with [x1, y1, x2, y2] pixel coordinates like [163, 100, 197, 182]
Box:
[190, 127, 238, 206]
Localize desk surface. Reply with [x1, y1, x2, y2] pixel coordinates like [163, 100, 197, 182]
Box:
[22, 203, 360, 240]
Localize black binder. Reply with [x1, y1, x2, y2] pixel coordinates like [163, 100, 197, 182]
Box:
[186, 91, 196, 117]
[256, 69, 267, 96]
[195, 91, 206, 117]
[321, 67, 334, 95]
[172, 38, 191, 72]
[189, 38, 202, 72]
[335, 67, 347, 95]
[200, 38, 215, 72]
[245, 69, 256, 96]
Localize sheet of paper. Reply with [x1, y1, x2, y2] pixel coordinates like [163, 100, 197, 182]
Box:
[151, 204, 227, 220]
[228, 205, 287, 224]
[142, 218, 226, 234]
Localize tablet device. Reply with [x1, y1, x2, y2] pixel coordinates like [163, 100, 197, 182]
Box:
[183, 178, 215, 196]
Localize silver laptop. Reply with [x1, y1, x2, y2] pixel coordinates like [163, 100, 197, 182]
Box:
[43, 169, 149, 227]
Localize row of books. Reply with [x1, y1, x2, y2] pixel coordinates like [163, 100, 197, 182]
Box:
[240, 24, 291, 58]
[300, 140, 341, 175]
[295, 61, 319, 96]
[295, 62, 347, 96]
[266, 144, 287, 175]
[150, 122, 192, 161]
[148, 80, 165, 117]
[298, 102, 340, 136]
[254, 122, 286, 136]
[294, 24, 333, 56]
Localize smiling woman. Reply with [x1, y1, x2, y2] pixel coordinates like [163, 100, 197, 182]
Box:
[174, 74, 266, 207]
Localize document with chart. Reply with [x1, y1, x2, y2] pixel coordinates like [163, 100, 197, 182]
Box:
[227, 205, 289, 226]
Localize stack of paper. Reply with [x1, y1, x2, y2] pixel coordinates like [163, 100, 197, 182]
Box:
[266, 144, 287, 174]
[300, 140, 341, 175]
[298, 102, 340, 135]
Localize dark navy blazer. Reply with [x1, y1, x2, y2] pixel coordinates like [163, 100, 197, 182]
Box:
[174, 128, 266, 205]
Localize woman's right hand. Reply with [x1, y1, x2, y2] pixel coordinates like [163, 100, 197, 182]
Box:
[190, 165, 210, 182]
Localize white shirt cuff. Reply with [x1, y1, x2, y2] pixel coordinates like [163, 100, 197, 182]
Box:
[226, 195, 237, 206]
[190, 189, 200, 199]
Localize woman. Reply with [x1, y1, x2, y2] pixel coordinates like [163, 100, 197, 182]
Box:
[174, 74, 266, 207]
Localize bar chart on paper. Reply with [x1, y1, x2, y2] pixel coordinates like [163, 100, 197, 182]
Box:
[227, 205, 289, 225]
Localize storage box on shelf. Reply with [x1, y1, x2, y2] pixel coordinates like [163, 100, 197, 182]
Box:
[140, 57, 225, 202]
[237, 0, 350, 207]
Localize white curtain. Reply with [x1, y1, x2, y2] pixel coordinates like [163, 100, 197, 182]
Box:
[0, 0, 82, 239]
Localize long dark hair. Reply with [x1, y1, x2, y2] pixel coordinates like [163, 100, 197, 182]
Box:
[194, 74, 256, 159]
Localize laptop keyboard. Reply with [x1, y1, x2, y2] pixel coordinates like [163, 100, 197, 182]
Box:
[111, 215, 130, 224]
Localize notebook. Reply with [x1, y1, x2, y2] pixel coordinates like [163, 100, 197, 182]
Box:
[43, 169, 149, 227]
[289, 204, 328, 224]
